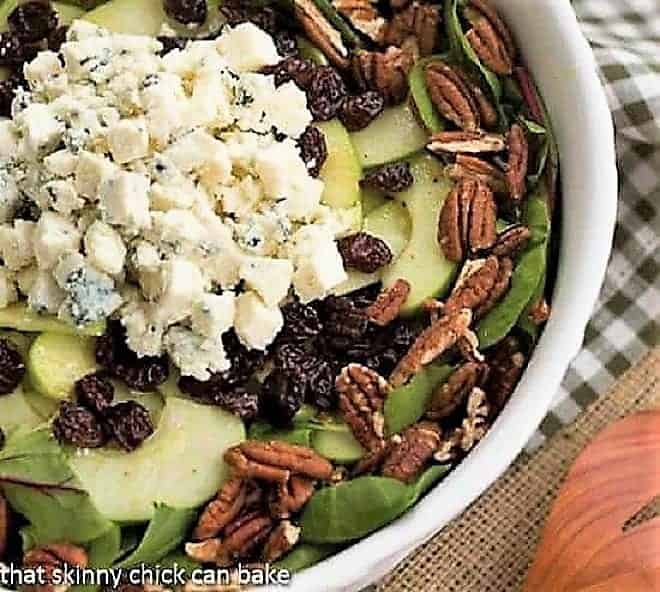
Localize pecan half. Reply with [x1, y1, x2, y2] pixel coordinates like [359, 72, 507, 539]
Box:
[444, 256, 512, 319]
[383, 2, 440, 57]
[491, 224, 531, 257]
[438, 178, 497, 262]
[268, 475, 315, 519]
[464, 0, 515, 76]
[454, 68, 498, 130]
[390, 309, 474, 388]
[425, 61, 480, 131]
[24, 543, 88, 592]
[446, 154, 507, 194]
[428, 130, 506, 154]
[528, 298, 551, 326]
[434, 386, 490, 462]
[262, 520, 301, 562]
[506, 122, 529, 202]
[225, 440, 333, 482]
[185, 538, 225, 564]
[294, 0, 349, 68]
[366, 279, 411, 326]
[193, 478, 247, 541]
[382, 421, 441, 483]
[333, 0, 386, 42]
[426, 362, 489, 420]
[337, 363, 390, 452]
[353, 47, 414, 105]
[485, 336, 525, 414]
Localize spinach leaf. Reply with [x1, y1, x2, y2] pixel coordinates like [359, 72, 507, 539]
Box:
[310, 0, 361, 47]
[385, 363, 454, 436]
[477, 190, 551, 349]
[116, 504, 196, 568]
[300, 467, 449, 543]
[0, 427, 113, 546]
[445, 0, 504, 121]
[409, 55, 449, 133]
[248, 422, 314, 447]
[158, 551, 200, 577]
[275, 543, 339, 572]
[73, 526, 122, 592]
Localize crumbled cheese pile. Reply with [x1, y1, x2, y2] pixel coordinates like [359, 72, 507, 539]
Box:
[0, 20, 350, 380]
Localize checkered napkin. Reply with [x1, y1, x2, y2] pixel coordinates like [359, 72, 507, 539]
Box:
[528, 0, 660, 449]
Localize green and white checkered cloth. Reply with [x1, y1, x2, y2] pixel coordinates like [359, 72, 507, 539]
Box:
[528, 0, 660, 448]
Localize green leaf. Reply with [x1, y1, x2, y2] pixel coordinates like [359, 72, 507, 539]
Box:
[477, 189, 551, 349]
[301, 467, 449, 543]
[74, 526, 122, 592]
[248, 422, 314, 447]
[116, 504, 196, 568]
[275, 543, 339, 572]
[158, 551, 200, 577]
[0, 428, 113, 546]
[310, 0, 361, 46]
[408, 55, 449, 133]
[385, 363, 454, 436]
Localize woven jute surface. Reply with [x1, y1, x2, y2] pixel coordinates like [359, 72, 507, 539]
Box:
[376, 347, 660, 592]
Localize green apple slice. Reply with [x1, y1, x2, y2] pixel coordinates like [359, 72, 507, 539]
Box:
[0, 304, 105, 336]
[69, 397, 245, 522]
[27, 333, 98, 400]
[364, 200, 411, 260]
[350, 101, 428, 168]
[316, 119, 362, 209]
[381, 154, 457, 315]
[0, 385, 45, 438]
[84, 0, 169, 35]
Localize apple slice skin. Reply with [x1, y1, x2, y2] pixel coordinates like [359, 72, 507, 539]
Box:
[83, 0, 169, 35]
[69, 397, 245, 523]
[381, 155, 457, 315]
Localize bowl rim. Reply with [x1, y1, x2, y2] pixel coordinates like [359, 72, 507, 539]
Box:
[276, 0, 619, 589]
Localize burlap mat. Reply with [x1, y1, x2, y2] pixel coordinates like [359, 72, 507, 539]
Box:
[376, 347, 660, 592]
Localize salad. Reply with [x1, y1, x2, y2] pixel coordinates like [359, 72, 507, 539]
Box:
[0, 0, 558, 585]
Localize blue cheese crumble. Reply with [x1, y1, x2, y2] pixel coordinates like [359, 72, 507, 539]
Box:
[0, 20, 351, 380]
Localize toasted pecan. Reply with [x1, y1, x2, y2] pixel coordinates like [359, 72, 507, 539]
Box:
[366, 279, 411, 326]
[294, 0, 349, 68]
[192, 477, 247, 541]
[425, 61, 481, 131]
[464, 0, 515, 75]
[428, 130, 506, 154]
[333, 0, 386, 42]
[353, 47, 414, 105]
[383, 2, 440, 56]
[506, 122, 529, 202]
[446, 154, 507, 194]
[491, 224, 532, 257]
[382, 421, 442, 483]
[262, 521, 301, 562]
[268, 476, 316, 519]
[426, 362, 489, 420]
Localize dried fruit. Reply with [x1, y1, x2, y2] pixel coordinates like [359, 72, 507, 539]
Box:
[337, 232, 393, 273]
[426, 361, 489, 420]
[193, 478, 247, 540]
[491, 224, 532, 257]
[13, 198, 41, 222]
[506, 122, 529, 202]
[260, 369, 306, 426]
[263, 520, 301, 562]
[274, 30, 298, 58]
[382, 422, 441, 482]
[336, 363, 390, 453]
[446, 154, 507, 194]
[362, 162, 414, 193]
[353, 47, 414, 105]
[297, 125, 328, 177]
[163, 0, 207, 25]
[306, 65, 348, 121]
[383, 2, 441, 57]
[52, 402, 107, 449]
[96, 321, 169, 392]
[390, 309, 474, 388]
[263, 56, 315, 89]
[225, 440, 334, 482]
[279, 300, 323, 343]
[23, 543, 88, 592]
[321, 296, 370, 343]
[464, 0, 515, 76]
[47, 25, 67, 52]
[156, 35, 188, 55]
[428, 130, 507, 154]
[104, 401, 154, 451]
[294, 0, 349, 68]
[8, 2, 58, 43]
[75, 373, 114, 415]
[443, 256, 512, 318]
[0, 74, 23, 118]
[425, 61, 481, 131]
[333, 0, 386, 42]
[0, 32, 40, 67]
[0, 338, 25, 395]
[366, 279, 411, 327]
[438, 178, 498, 262]
[268, 475, 315, 518]
[220, 1, 279, 34]
[339, 91, 385, 132]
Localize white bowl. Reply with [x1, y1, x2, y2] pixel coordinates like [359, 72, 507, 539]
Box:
[276, 0, 618, 590]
